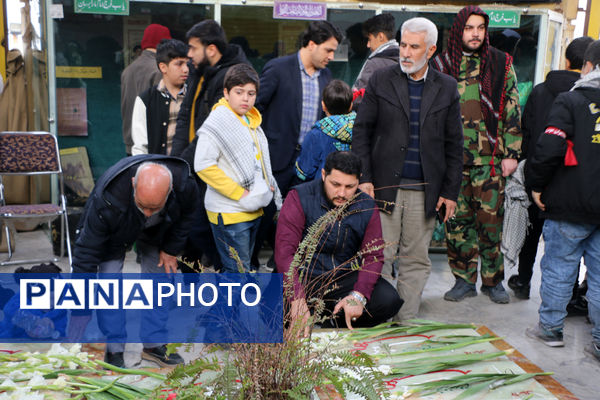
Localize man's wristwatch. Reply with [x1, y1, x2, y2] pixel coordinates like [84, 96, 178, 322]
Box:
[350, 291, 367, 307]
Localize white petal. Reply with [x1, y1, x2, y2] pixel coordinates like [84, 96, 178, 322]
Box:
[69, 344, 82, 354]
[47, 344, 68, 356]
[378, 364, 391, 375]
[7, 370, 31, 380]
[0, 379, 16, 388]
[27, 373, 46, 387]
[25, 357, 41, 366]
[53, 376, 68, 388]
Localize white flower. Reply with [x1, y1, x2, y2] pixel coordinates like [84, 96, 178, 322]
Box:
[335, 366, 361, 380]
[68, 344, 82, 354]
[9, 388, 43, 400]
[46, 344, 68, 356]
[51, 359, 64, 368]
[25, 357, 41, 366]
[27, 372, 46, 387]
[0, 378, 16, 388]
[377, 364, 391, 375]
[67, 361, 77, 369]
[7, 370, 32, 381]
[53, 376, 68, 388]
[76, 352, 89, 362]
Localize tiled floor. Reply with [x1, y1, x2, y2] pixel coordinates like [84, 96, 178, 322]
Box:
[3, 227, 599, 399]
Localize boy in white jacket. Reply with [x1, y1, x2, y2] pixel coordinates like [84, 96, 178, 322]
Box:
[194, 64, 281, 272]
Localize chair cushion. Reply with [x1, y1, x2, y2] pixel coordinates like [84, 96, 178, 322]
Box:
[0, 133, 59, 172]
[0, 204, 62, 216]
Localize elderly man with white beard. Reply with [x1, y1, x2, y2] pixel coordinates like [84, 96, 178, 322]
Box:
[352, 17, 464, 321]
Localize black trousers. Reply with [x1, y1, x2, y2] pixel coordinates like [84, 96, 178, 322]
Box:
[309, 271, 403, 329]
[180, 179, 222, 272]
[517, 204, 544, 284]
[274, 163, 300, 198]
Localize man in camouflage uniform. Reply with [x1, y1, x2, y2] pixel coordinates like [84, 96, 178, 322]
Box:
[432, 5, 521, 303]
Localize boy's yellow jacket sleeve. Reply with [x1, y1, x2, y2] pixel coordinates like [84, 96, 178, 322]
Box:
[197, 165, 245, 200]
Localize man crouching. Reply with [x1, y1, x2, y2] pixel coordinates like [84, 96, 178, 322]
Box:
[275, 151, 402, 335]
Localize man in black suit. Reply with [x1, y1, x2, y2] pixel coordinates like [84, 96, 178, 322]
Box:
[257, 21, 343, 195]
[352, 17, 463, 321]
[252, 21, 343, 271]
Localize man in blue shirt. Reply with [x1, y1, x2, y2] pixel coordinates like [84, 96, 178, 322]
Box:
[257, 21, 343, 195]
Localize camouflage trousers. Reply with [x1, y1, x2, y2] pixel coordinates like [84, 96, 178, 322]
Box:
[445, 165, 505, 286]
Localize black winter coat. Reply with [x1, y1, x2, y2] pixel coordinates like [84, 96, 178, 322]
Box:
[352, 65, 464, 217]
[528, 86, 600, 224]
[171, 44, 249, 165]
[72, 155, 199, 273]
[521, 70, 580, 163]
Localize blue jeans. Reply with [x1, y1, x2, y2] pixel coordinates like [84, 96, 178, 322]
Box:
[210, 215, 261, 273]
[539, 219, 600, 344]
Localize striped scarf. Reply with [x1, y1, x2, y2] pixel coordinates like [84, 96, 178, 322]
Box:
[433, 6, 502, 136]
[436, 7, 491, 84]
[199, 102, 276, 193]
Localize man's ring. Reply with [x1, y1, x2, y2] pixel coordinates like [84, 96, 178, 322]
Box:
[352, 317, 357, 322]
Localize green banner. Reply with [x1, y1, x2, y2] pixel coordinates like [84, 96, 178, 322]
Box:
[74, 0, 129, 16]
[485, 9, 521, 28]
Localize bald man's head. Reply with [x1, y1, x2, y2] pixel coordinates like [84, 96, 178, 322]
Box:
[132, 162, 173, 217]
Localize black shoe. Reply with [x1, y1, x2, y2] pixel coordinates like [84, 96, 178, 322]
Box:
[444, 279, 477, 302]
[266, 254, 277, 272]
[526, 324, 564, 347]
[481, 282, 510, 304]
[142, 345, 184, 367]
[585, 342, 600, 362]
[508, 275, 530, 300]
[566, 295, 588, 317]
[104, 351, 125, 368]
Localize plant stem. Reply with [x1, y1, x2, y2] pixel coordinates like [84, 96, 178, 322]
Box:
[372, 335, 501, 359]
[92, 359, 166, 381]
